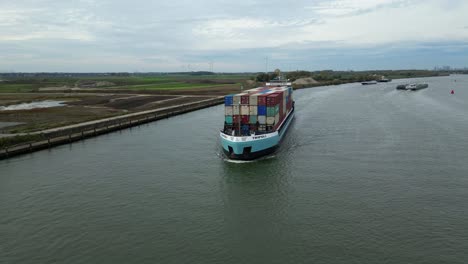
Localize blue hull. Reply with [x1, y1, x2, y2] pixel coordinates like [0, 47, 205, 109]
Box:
[220, 108, 295, 160]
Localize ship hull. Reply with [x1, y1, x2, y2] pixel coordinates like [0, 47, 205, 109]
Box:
[409, 84, 428, 91]
[223, 145, 278, 160]
[220, 108, 295, 160]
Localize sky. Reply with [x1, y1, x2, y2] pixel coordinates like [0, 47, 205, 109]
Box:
[1, 0, 468, 72]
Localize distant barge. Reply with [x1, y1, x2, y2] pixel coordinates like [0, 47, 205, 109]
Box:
[362, 77, 392, 85]
[396, 83, 429, 91]
[377, 78, 392, 82]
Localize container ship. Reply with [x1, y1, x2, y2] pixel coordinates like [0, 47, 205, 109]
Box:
[220, 79, 295, 160]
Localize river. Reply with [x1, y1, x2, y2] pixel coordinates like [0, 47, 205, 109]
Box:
[1, 75, 468, 263]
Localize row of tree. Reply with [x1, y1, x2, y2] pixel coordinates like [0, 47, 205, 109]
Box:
[255, 69, 451, 83]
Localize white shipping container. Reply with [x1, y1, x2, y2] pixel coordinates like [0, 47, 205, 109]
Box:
[241, 105, 250, 115]
[266, 116, 275, 125]
[233, 95, 241, 105]
[258, 115, 266, 124]
[275, 113, 280, 125]
[233, 93, 246, 105]
[249, 105, 257, 115]
[233, 105, 240, 115]
[225, 106, 233, 116]
[249, 95, 258, 105]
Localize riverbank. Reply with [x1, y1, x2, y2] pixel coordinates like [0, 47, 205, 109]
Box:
[0, 97, 223, 159]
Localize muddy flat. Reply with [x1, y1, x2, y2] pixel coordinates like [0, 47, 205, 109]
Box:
[0, 122, 25, 130]
[0, 93, 219, 133]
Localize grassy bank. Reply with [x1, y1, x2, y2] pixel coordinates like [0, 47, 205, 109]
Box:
[0, 97, 223, 158]
[0, 134, 46, 149]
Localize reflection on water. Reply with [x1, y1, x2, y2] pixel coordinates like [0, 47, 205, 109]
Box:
[0, 100, 66, 111]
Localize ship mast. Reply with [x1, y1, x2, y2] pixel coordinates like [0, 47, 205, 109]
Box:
[238, 101, 241, 136]
[238, 85, 243, 136]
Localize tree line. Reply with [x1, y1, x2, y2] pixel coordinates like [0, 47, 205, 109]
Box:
[255, 69, 451, 83]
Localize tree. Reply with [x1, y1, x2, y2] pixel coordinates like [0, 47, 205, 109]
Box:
[274, 69, 281, 76]
[255, 73, 269, 82]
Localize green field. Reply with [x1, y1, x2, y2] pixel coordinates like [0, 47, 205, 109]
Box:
[115, 83, 237, 90]
[0, 83, 44, 93]
[0, 73, 253, 93]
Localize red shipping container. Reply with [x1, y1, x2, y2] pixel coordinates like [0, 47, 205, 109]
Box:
[241, 115, 249, 124]
[266, 93, 281, 106]
[266, 94, 275, 106]
[241, 95, 250, 105]
[233, 115, 240, 124]
[274, 91, 284, 99]
[258, 94, 268, 105]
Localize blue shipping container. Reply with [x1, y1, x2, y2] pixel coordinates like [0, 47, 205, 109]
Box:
[225, 116, 233, 124]
[257, 105, 267, 115]
[224, 95, 233, 106]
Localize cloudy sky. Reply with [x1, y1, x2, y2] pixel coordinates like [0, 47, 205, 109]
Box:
[1, 0, 468, 72]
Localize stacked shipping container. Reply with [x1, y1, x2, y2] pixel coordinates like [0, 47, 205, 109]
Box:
[224, 86, 293, 135]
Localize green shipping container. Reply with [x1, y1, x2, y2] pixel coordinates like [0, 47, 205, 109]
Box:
[267, 107, 276, 116]
[225, 115, 233, 124]
[267, 105, 280, 116]
[249, 115, 257, 124]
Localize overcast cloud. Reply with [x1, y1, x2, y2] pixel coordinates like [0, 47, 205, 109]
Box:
[1, 0, 468, 72]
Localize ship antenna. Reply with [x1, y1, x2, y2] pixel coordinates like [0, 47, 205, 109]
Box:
[238, 101, 241, 136]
